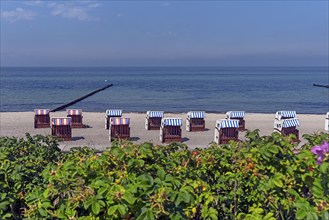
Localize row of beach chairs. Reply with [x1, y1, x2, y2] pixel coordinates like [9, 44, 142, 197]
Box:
[34, 109, 329, 144]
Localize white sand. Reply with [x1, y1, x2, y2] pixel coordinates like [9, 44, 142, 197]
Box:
[0, 112, 327, 151]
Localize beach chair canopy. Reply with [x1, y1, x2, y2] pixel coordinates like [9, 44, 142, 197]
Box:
[110, 117, 130, 125]
[161, 118, 182, 127]
[187, 111, 205, 119]
[52, 117, 71, 125]
[34, 109, 50, 115]
[106, 109, 122, 116]
[147, 111, 164, 118]
[275, 111, 296, 119]
[226, 111, 245, 119]
[216, 119, 240, 129]
[282, 118, 300, 128]
[67, 109, 82, 115]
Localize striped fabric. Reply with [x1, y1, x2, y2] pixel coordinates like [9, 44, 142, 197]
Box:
[111, 117, 130, 125]
[216, 119, 239, 128]
[162, 118, 182, 126]
[67, 109, 82, 115]
[282, 118, 300, 128]
[34, 109, 50, 115]
[226, 111, 245, 119]
[276, 111, 296, 119]
[147, 111, 164, 118]
[52, 117, 71, 125]
[106, 109, 122, 116]
[188, 111, 205, 119]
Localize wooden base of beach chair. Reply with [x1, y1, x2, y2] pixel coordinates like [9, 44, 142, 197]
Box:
[68, 115, 84, 128]
[34, 115, 50, 128]
[281, 128, 299, 142]
[146, 117, 162, 130]
[51, 125, 72, 141]
[187, 118, 205, 132]
[160, 126, 182, 143]
[110, 125, 130, 141]
[218, 128, 239, 144]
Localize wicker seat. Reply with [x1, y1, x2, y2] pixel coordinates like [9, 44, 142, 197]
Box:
[105, 109, 122, 129]
[145, 111, 164, 130]
[109, 117, 130, 142]
[66, 109, 83, 128]
[214, 119, 239, 144]
[34, 109, 50, 128]
[274, 118, 300, 142]
[186, 111, 205, 132]
[51, 117, 72, 141]
[160, 118, 182, 143]
[226, 111, 245, 131]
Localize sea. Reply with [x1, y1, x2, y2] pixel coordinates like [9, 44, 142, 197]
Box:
[0, 66, 328, 114]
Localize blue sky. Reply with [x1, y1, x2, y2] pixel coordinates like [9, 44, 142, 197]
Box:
[1, 0, 328, 67]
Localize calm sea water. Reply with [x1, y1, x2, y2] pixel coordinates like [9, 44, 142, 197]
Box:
[0, 67, 328, 114]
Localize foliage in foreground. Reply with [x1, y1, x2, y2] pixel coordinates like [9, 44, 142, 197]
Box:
[0, 131, 329, 219]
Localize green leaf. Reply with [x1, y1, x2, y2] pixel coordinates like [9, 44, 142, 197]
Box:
[320, 162, 329, 174]
[267, 145, 278, 154]
[273, 179, 283, 188]
[157, 169, 165, 180]
[92, 202, 100, 215]
[108, 205, 117, 215]
[124, 192, 136, 205]
[117, 204, 126, 216]
[296, 209, 307, 219]
[38, 208, 48, 217]
[146, 209, 155, 220]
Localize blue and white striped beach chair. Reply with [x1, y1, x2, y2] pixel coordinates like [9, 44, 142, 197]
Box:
[186, 111, 205, 132]
[160, 118, 182, 143]
[145, 111, 164, 130]
[274, 118, 300, 142]
[66, 109, 83, 128]
[51, 117, 72, 141]
[326, 112, 329, 131]
[226, 111, 246, 130]
[214, 119, 239, 144]
[275, 111, 296, 120]
[105, 109, 123, 129]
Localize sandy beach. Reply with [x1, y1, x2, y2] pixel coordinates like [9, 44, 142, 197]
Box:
[0, 112, 327, 150]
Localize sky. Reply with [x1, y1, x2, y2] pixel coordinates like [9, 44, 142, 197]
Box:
[1, 0, 328, 67]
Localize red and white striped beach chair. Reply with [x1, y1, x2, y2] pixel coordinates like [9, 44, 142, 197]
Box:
[109, 117, 130, 142]
[186, 111, 205, 132]
[274, 118, 300, 142]
[145, 111, 164, 130]
[66, 109, 83, 128]
[214, 119, 239, 144]
[34, 109, 50, 128]
[160, 118, 182, 143]
[51, 117, 72, 141]
[226, 111, 246, 131]
[105, 109, 122, 129]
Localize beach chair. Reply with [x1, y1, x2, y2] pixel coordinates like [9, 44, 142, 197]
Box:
[51, 117, 72, 141]
[160, 118, 182, 143]
[145, 111, 164, 130]
[274, 118, 300, 142]
[226, 111, 246, 131]
[275, 111, 296, 120]
[66, 109, 83, 128]
[325, 112, 329, 131]
[186, 111, 206, 132]
[105, 109, 122, 129]
[214, 119, 239, 144]
[109, 117, 130, 142]
[34, 109, 50, 128]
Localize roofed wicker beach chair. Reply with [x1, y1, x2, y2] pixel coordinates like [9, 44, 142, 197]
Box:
[274, 118, 300, 142]
[186, 111, 206, 132]
[145, 111, 164, 130]
[324, 112, 329, 131]
[51, 117, 72, 141]
[214, 119, 239, 144]
[34, 109, 50, 128]
[160, 118, 182, 143]
[105, 109, 122, 129]
[109, 117, 130, 142]
[275, 111, 296, 120]
[66, 109, 83, 128]
[226, 111, 246, 131]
